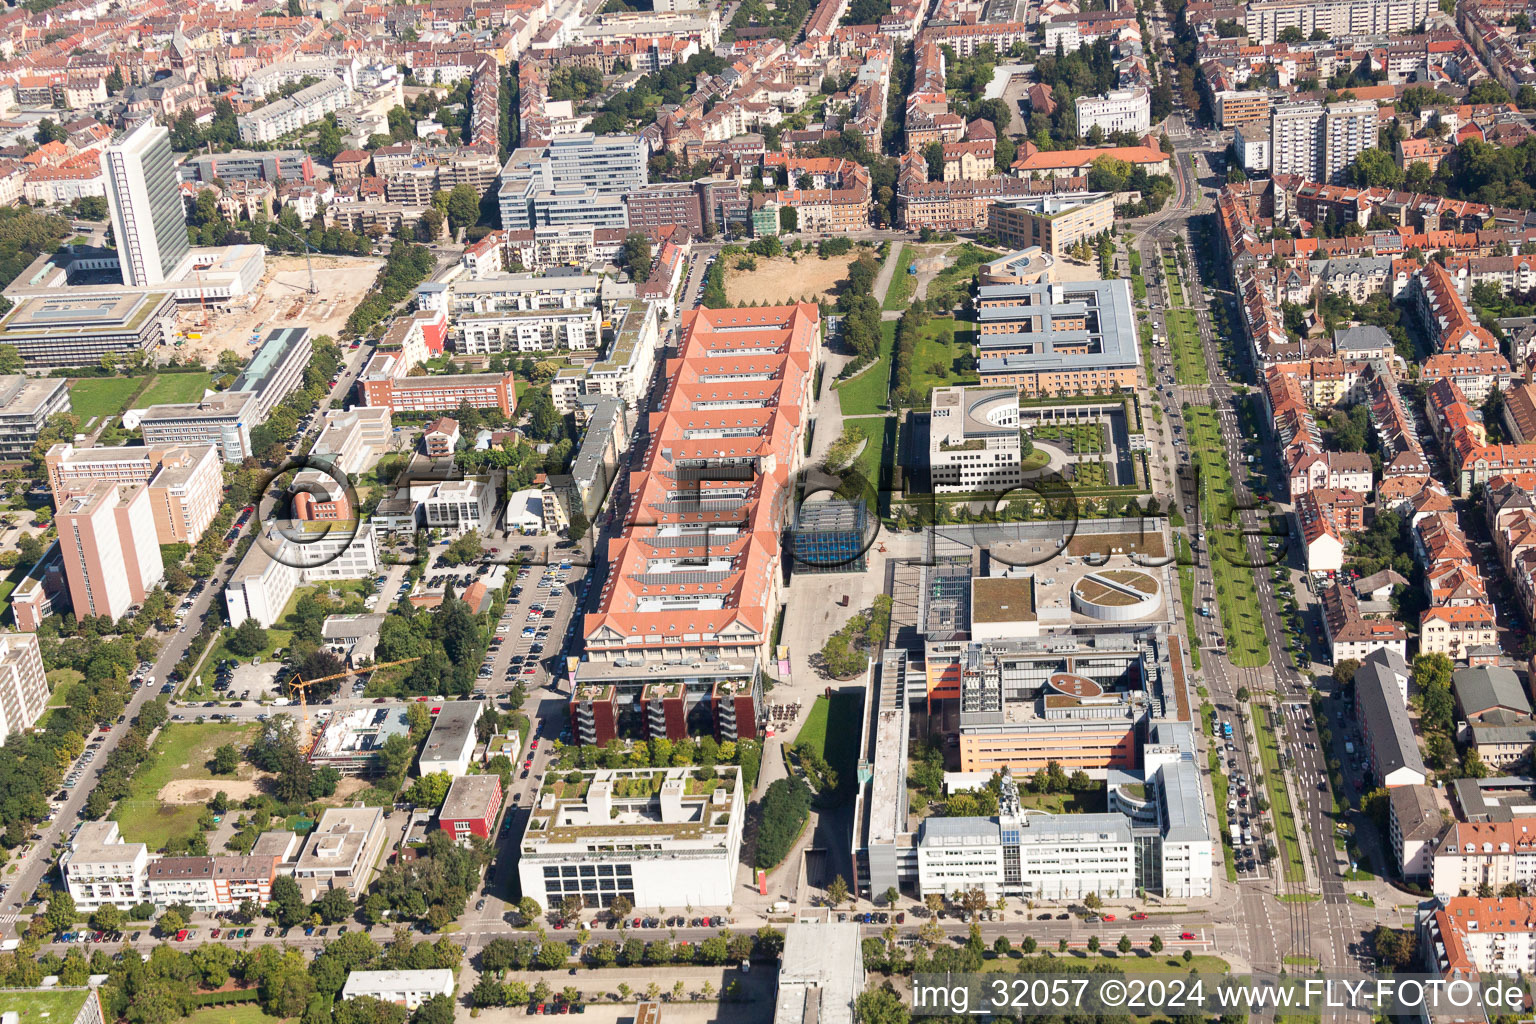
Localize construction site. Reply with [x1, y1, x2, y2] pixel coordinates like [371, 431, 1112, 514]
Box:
[176, 254, 384, 364]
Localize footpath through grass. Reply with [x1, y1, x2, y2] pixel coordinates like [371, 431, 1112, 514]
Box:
[1251, 703, 1307, 886]
[1185, 405, 1269, 667]
[882, 244, 914, 310]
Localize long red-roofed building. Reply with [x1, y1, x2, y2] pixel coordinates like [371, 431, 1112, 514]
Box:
[571, 304, 820, 743]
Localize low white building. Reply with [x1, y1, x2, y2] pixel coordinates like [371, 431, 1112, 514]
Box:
[293, 805, 389, 896]
[517, 766, 744, 909]
[341, 969, 455, 1009]
[417, 700, 483, 777]
[506, 488, 544, 534]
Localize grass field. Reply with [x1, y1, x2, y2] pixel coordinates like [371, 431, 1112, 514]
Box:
[112, 721, 261, 850]
[1209, 745, 1238, 883]
[989, 952, 1231, 973]
[67, 376, 145, 423]
[882, 244, 914, 310]
[137, 372, 216, 406]
[1185, 405, 1270, 667]
[836, 320, 895, 416]
[1251, 703, 1307, 886]
[794, 692, 862, 796]
[177, 1004, 281, 1024]
[1016, 789, 1105, 814]
[835, 417, 889, 500]
[908, 317, 978, 397]
[927, 244, 991, 306]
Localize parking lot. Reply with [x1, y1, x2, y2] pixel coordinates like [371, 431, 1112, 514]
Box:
[481, 556, 588, 699]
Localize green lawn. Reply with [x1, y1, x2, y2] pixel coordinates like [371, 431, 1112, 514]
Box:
[794, 693, 862, 792]
[908, 317, 978, 398]
[47, 668, 82, 706]
[1186, 405, 1269, 667]
[989, 953, 1231, 974]
[112, 721, 262, 850]
[835, 417, 889, 501]
[1209, 745, 1237, 882]
[1175, 535, 1202, 672]
[1160, 256, 1209, 385]
[882, 244, 914, 311]
[927, 243, 991, 302]
[137, 372, 216, 406]
[67, 376, 146, 423]
[835, 320, 895, 416]
[177, 1004, 282, 1024]
[1016, 789, 1105, 814]
[1251, 703, 1307, 886]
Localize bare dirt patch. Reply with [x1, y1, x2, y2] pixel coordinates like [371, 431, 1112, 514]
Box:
[724, 252, 856, 305]
[330, 776, 371, 802]
[158, 778, 266, 804]
[176, 254, 385, 365]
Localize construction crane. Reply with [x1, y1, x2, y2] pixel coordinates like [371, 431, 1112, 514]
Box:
[287, 657, 423, 753]
[266, 218, 320, 295]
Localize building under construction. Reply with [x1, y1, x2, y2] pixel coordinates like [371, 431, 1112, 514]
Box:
[308, 703, 413, 775]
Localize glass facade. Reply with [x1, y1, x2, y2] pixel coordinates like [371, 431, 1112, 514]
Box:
[787, 498, 868, 574]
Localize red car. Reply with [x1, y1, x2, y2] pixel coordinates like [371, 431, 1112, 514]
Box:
[1130, 913, 1147, 921]
[1101, 914, 1116, 922]
[211, 928, 221, 938]
[175, 929, 189, 942]
[531, 740, 539, 749]
[1180, 932, 1197, 941]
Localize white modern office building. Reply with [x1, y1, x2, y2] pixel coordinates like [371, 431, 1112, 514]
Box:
[928, 386, 1024, 493]
[101, 118, 189, 288]
[518, 766, 745, 909]
[138, 391, 259, 463]
[497, 134, 647, 231]
[225, 522, 380, 628]
[916, 773, 1138, 900]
